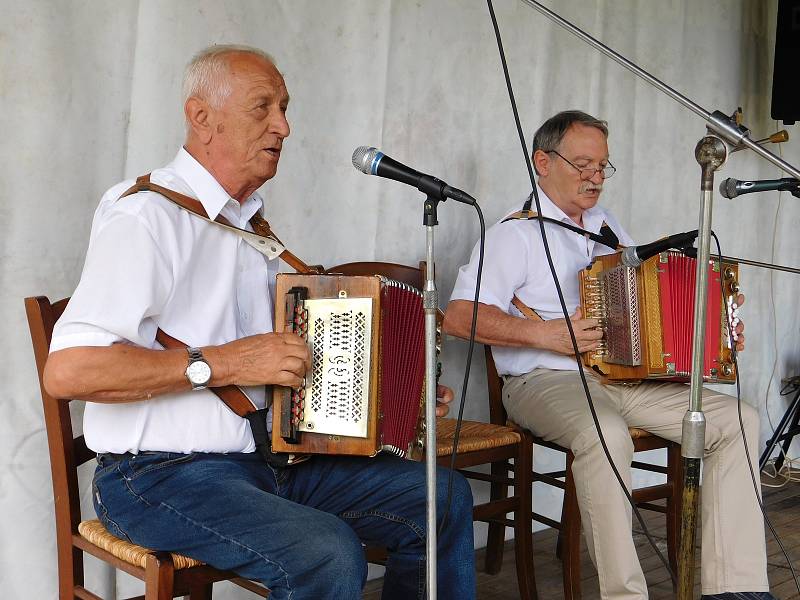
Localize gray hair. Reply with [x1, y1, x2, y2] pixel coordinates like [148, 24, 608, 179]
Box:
[182, 44, 276, 109]
[532, 110, 608, 155]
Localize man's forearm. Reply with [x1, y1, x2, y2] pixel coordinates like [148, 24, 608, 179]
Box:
[442, 300, 540, 348]
[44, 331, 311, 403]
[44, 344, 221, 402]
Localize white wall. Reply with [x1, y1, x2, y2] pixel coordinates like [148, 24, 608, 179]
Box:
[2, 1, 797, 597]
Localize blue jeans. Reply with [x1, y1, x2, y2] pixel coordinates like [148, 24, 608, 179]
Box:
[93, 451, 475, 599]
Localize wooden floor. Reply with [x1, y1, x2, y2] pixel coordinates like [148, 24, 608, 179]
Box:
[363, 478, 800, 599]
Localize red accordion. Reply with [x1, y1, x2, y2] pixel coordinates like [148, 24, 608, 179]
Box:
[579, 251, 740, 383]
[271, 273, 426, 458]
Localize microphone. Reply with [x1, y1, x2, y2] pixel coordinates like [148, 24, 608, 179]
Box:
[352, 146, 476, 205]
[620, 230, 699, 268]
[719, 177, 800, 199]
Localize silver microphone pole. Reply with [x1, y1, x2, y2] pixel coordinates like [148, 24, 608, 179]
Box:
[516, 1, 800, 597]
[423, 198, 439, 600]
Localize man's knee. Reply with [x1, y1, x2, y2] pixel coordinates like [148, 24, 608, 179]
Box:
[438, 469, 473, 522]
[706, 395, 760, 450]
[572, 416, 634, 461]
[305, 518, 367, 593]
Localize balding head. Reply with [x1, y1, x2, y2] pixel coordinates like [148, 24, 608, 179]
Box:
[182, 45, 290, 202]
[182, 44, 277, 114]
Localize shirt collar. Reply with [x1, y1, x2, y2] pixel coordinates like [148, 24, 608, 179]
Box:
[169, 148, 263, 222]
[534, 186, 607, 235]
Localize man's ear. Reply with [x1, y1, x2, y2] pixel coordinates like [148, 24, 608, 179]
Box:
[532, 149, 551, 177]
[184, 97, 214, 144]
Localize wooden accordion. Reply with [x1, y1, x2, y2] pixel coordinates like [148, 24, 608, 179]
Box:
[270, 273, 426, 458]
[579, 251, 740, 383]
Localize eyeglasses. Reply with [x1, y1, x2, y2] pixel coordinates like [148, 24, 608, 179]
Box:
[548, 150, 616, 180]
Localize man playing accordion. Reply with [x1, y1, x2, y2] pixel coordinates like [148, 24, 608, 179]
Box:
[444, 110, 774, 600]
[44, 44, 475, 600]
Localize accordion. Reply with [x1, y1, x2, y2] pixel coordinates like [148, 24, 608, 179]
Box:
[270, 273, 426, 458]
[579, 251, 740, 383]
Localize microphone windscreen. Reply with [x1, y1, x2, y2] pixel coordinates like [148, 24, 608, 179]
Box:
[719, 178, 738, 199]
[352, 146, 379, 174]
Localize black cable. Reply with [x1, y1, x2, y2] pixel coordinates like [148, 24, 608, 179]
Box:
[712, 231, 800, 596]
[439, 202, 486, 534]
[486, 0, 676, 584]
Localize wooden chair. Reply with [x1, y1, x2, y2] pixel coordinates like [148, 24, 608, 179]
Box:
[327, 262, 538, 600]
[25, 295, 271, 600]
[484, 345, 683, 600]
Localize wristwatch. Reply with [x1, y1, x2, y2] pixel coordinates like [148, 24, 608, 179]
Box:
[185, 347, 212, 390]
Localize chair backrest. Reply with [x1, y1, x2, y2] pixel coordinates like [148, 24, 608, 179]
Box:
[484, 345, 509, 427]
[325, 261, 425, 290]
[24, 296, 92, 590]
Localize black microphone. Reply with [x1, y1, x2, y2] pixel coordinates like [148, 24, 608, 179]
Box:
[620, 230, 699, 268]
[352, 146, 476, 205]
[719, 177, 800, 199]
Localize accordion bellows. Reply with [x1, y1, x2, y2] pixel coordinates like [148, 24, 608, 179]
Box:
[579, 251, 739, 383]
[271, 273, 426, 458]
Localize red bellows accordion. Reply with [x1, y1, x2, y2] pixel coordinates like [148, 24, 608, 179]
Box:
[579, 251, 740, 383]
[271, 273, 426, 458]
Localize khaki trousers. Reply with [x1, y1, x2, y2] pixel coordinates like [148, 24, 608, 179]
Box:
[502, 368, 769, 599]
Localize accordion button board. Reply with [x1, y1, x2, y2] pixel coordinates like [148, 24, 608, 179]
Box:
[579, 251, 739, 384]
[271, 273, 426, 458]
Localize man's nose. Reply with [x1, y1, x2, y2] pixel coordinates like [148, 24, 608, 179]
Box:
[272, 113, 290, 138]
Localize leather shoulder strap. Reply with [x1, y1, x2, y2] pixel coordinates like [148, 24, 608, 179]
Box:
[120, 174, 320, 274]
[511, 295, 543, 322]
[502, 208, 622, 251]
[119, 173, 313, 417]
[506, 191, 624, 251]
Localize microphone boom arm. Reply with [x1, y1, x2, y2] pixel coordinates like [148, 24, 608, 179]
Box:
[519, 0, 800, 180]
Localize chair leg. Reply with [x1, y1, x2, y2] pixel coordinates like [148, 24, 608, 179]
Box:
[562, 453, 582, 600]
[513, 436, 538, 600]
[485, 460, 510, 575]
[61, 544, 84, 598]
[188, 583, 214, 599]
[666, 443, 683, 582]
[144, 553, 175, 600]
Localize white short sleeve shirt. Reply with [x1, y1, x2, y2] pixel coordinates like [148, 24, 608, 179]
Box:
[449, 187, 634, 376]
[50, 148, 279, 454]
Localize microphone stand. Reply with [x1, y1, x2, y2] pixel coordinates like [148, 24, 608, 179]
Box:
[516, 1, 800, 597]
[423, 195, 440, 600]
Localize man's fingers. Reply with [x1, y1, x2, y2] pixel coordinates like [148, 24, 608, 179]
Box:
[580, 328, 604, 341]
[281, 355, 309, 376]
[275, 371, 304, 389]
[436, 384, 454, 404]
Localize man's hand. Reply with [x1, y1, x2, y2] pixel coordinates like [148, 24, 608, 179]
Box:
[535, 308, 603, 355]
[435, 384, 454, 417]
[214, 332, 311, 388]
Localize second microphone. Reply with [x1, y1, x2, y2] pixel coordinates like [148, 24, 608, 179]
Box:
[352, 146, 476, 205]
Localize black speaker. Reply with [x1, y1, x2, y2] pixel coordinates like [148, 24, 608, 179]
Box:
[771, 0, 800, 124]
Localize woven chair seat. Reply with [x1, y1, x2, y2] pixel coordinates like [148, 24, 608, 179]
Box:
[435, 418, 520, 457]
[78, 519, 204, 570]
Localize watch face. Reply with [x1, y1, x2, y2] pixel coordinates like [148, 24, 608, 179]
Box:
[186, 360, 212, 385]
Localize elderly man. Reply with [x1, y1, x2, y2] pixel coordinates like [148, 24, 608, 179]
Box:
[44, 45, 475, 600]
[444, 110, 774, 599]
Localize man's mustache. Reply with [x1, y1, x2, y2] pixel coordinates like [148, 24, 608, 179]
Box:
[579, 182, 603, 193]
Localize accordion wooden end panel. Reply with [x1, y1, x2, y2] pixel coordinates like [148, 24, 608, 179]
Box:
[271, 273, 426, 458]
[579, 251, 740, 384]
